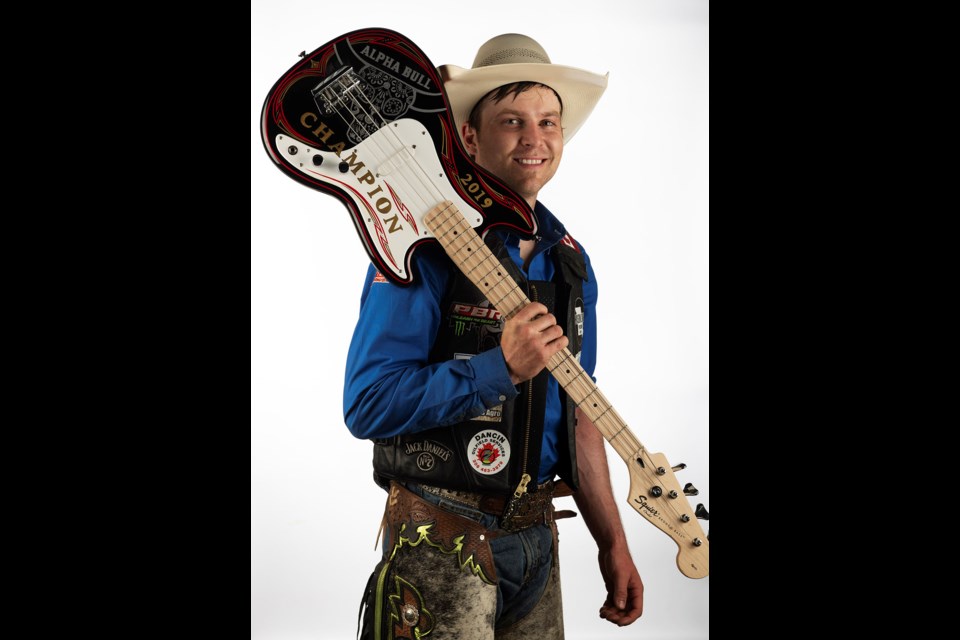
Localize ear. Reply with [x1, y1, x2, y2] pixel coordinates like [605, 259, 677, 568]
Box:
[461, 122, 478, 157]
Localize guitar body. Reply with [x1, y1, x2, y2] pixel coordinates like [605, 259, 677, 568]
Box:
[260, 27, 536, 285]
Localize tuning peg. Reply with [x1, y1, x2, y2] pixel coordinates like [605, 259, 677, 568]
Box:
[683, 482, 699, 496]
[695, 503, 709, 520]
[671, 463, 687, 472]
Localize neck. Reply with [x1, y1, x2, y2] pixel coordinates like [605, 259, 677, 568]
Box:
[519, 238, 536, 264]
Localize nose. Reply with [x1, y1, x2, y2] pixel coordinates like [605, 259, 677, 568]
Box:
[519, 122, 543, 147]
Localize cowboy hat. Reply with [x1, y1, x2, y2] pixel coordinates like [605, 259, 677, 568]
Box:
[438, 33, 609, 144]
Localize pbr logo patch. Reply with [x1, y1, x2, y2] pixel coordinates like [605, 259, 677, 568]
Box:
[468, 430, 510, 475]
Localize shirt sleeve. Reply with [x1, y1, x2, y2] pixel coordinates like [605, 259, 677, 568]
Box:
[343, 246, 520, 440]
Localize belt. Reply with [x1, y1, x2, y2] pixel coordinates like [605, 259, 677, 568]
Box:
[417, 480, 577, 533]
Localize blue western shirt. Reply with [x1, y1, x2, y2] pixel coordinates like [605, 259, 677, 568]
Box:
[343, 201, 598, 483]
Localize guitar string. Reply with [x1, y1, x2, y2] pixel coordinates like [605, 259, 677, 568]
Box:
[330, 73, 524, 310]
[321, 71, 702, 535]
[324, 74, 526, 298]
[327, 72, 444, 220]
[314, 74, 448, 275]
[328, 73, 535, 320]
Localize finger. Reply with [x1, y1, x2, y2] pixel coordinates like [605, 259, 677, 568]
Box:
[599, 604, 642, 627]
[538, 324, 565, 344]
[528, 313, 560, 334]
[513, 302, 548, 322]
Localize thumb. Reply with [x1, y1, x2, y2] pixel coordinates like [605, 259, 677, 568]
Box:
[612, 579, 628, 610]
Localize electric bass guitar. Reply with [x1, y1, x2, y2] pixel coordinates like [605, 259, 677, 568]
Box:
[260, 27, 709, 579]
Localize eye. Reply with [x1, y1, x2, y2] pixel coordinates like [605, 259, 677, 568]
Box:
[505, 118, 522, 125]
[542, 119, 559, 127]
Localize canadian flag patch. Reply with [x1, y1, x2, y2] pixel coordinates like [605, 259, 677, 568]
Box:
[560, 233, 581, 252]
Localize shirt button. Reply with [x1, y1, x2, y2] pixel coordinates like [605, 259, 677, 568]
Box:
[498, 395, 506, 402]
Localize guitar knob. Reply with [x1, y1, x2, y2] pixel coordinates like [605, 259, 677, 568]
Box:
[695, 503, 709, 520]
[338, 161, 350, 173]
[671, 463, 687, 472]
[683, 483, 699, 496]
[649, 486, 663, 497]
[312, 154, 324, 166]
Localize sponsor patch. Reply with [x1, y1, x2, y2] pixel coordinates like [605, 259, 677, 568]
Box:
[403, 440, 453, 473]
[471, 405, 503, 423]
[372, 271, 389, 283]
[448, 301, 503, 336]
[560, 233, 581, 252]
[468, 430, 510, 475]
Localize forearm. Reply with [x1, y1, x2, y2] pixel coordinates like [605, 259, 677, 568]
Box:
[571, 407, 631, 552]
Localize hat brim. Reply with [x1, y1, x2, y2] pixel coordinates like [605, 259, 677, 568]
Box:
[438, 63, 608, 144]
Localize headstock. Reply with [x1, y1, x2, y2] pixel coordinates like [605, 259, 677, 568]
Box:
[626, 451, 708, 579]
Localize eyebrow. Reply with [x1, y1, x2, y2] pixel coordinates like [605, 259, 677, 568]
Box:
[496, 108, 562, 119]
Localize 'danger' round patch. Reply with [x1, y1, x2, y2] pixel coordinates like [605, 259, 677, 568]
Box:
[468, 430, 510, 475]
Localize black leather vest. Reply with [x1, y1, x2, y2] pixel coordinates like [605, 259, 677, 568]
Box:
[372, 231, 588, 497]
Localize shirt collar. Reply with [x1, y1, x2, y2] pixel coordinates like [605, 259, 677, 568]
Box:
[500, 201, 567, 249]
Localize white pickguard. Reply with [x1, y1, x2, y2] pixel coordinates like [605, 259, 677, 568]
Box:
[274, 119, 483, 282]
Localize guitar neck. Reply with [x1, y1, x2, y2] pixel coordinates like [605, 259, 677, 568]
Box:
[423, 201, 644, 465]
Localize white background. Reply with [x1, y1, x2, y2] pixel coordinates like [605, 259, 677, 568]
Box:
[251, 1, 709, 638]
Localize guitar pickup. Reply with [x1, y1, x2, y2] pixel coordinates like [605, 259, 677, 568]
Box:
[377, 144, 416, 176]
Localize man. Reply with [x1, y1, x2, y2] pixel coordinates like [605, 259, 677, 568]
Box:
[344, 33, 643, 638]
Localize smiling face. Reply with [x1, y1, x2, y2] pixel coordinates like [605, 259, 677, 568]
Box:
[461, 84, 564, 210]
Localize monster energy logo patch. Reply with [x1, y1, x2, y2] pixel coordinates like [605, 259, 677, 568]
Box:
[448, 302, 503, 335]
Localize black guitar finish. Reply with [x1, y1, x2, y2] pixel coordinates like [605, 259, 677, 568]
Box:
[260, 27, 537, 285]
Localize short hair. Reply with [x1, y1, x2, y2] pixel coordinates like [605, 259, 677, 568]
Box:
[466, 81, 564, 131]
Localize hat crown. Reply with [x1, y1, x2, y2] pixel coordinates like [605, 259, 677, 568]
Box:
[472, 34, 552, 68]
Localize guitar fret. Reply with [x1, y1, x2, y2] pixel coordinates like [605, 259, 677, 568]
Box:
[463, 249, 524, 313]
[453, 237, 485, 269]
[491, 287, 526, 316]
[580, 388, 611, 418]
[472, 256, 509, 282]
[423, 201, 649, 465]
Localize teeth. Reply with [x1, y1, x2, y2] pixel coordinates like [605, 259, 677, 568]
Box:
[517, 159, 543, 165]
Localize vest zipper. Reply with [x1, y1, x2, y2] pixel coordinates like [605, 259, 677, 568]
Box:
[515, 283, 538, 498]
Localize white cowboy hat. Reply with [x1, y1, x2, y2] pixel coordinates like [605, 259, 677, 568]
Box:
[438, 33, 609, 144]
